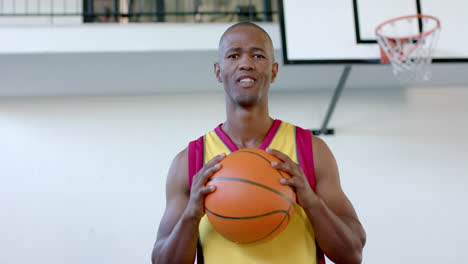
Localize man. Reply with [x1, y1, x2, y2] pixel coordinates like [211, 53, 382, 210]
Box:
[152, 22, 366, 264]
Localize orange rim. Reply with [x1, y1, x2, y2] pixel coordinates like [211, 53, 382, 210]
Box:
[375, 14, 440, 42]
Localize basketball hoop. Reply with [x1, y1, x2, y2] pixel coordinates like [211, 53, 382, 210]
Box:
[375, 14, 441, 82]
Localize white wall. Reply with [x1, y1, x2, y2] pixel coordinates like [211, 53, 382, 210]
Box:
[1, 87, 467, 263]
[0, 23, 279, 54]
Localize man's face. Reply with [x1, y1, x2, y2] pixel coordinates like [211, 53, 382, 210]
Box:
[214, 26, 278, 108]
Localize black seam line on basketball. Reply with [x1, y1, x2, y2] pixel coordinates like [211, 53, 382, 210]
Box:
[240, 202, 294, 245]
[233, 150, 296, 196]
[237, 149, 296, 195]
[205, 208, 290, 244]
[235, 150, 285, 179]
[205, 208, 289, 220]
[242, 211, 290, 244]
[208, 177, 294, 205]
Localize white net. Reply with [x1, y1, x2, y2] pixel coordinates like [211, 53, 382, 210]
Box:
[376, 15, 441, 82]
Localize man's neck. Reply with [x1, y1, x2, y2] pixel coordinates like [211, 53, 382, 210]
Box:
[222, 105, 273, 149]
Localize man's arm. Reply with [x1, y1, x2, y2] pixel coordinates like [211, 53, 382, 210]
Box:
[307, 136, 366, 263]
[151, 149, 225, 264]
[267, 137, 366, 264]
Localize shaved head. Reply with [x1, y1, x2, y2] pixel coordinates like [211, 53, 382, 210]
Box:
[218, 22, 275, 61]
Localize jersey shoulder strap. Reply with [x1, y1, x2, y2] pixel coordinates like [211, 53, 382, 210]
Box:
[188, 135, 204, 188]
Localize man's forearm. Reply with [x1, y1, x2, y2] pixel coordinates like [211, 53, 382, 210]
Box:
[304, 199, 365, 264]
[152, 213, 200, 264]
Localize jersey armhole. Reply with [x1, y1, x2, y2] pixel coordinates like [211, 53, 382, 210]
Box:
[295, 126, 326, 264]
[295, 126, 317, 190]
[188, 136, 204, 189]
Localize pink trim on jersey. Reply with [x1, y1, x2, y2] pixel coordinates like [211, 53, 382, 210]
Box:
[259, 119, 281, 150]
[214, 119, 281, 151]
[295, 126, 325, 264]
[214, 125, 238, 152]
[295, 126, 317, 190]
[188, 136, 204, 188]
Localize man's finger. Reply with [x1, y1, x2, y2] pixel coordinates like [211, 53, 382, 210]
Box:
[201, 163, 222, 180]
[199, 185, 216, 196]
[206, 153, 226, 167]
[200, 153, 226, 175]
[193, 153, 225, 181]
[280, 177, 298, 187]
[266, 148, 293, 163]
[271, 161, 294, 175]
[194, 163, 222, 188]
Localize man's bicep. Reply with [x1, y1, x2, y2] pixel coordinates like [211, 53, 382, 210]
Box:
[156, 149, 190, 241]
[313, 137, 359, 219]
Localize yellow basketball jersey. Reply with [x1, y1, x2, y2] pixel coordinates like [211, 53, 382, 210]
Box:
[188, 120, 324, 264]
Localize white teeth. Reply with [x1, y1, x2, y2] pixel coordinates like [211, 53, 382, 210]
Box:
[240, 78, 254, 82]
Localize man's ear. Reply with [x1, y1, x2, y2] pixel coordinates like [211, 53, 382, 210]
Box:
[271, 62, 279, 83]
[214, 63, 222, 83]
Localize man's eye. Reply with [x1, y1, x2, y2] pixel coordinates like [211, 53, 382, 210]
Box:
[227, 54, 239, 59]
[254, 54, 265, 59]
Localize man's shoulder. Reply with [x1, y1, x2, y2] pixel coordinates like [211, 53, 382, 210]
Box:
[187, 123, 223, 145]
[278, 120, 313, 139]
[171, 147, 189, 169]
[277, 120, 328, 159]
[278, 120, 308, 131]
[188, 135, 204, 145]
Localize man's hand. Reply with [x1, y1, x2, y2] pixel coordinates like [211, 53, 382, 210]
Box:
[184, 153, 226, 221]
[153, 150, 226, 264]
[268, 139, 366, 264]
[266, 148, 320, 209]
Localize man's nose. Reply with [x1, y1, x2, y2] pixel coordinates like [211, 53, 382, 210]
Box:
[239, 56, 254, 71]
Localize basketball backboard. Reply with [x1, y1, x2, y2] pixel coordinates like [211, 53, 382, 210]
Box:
[278, 0, 468, 64]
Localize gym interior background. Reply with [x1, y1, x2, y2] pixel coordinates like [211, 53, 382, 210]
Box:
[1, 1, 467, 263]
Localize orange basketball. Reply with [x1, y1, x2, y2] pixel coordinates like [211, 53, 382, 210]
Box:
[205, 148, 296, 244]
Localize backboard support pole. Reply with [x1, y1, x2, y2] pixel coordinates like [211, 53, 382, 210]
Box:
[311, 65, 352, 136]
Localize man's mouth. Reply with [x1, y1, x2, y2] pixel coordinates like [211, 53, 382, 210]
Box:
[237, 76, 257, 87]
[239, 77, 255, 83]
